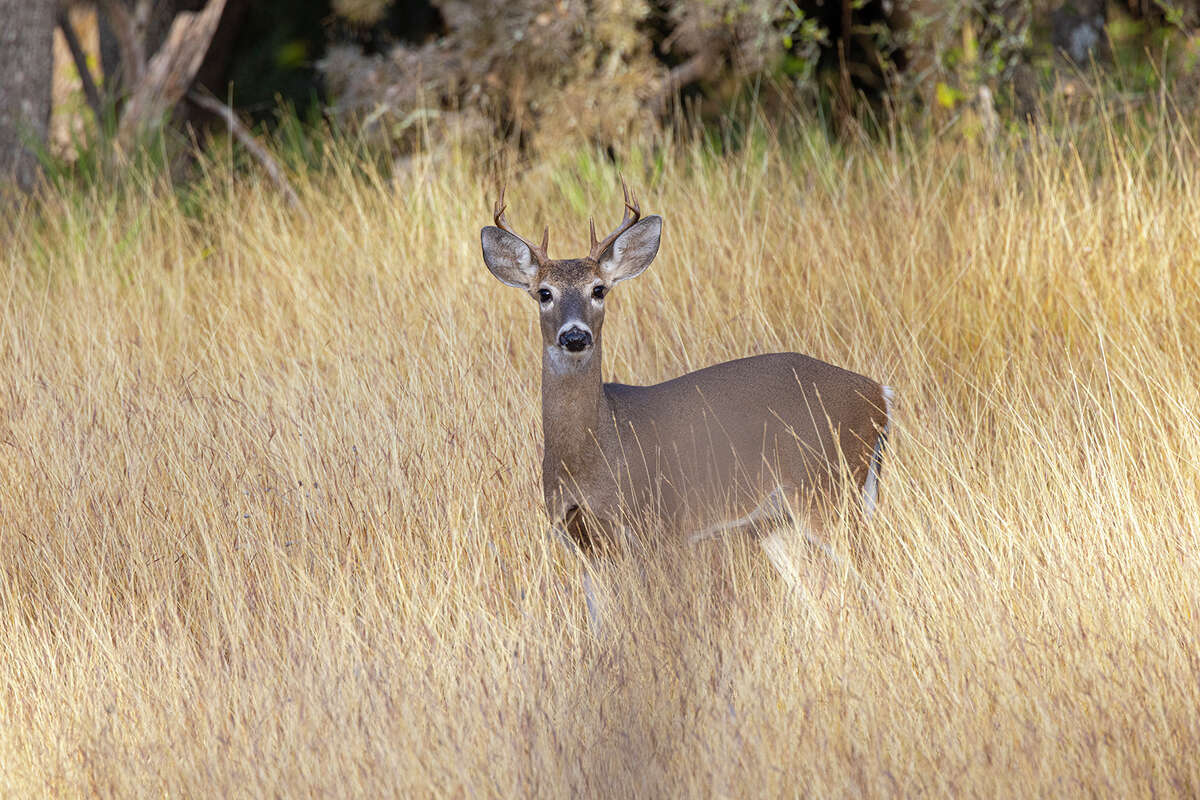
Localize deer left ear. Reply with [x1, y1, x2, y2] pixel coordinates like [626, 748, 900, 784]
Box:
[598, 216, 662, 284]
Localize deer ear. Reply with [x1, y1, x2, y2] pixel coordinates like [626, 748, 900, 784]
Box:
[481, 226, 537, 289]
[598, 215, 662, 284]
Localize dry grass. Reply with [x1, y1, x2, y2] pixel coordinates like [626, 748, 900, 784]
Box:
[2, 110, 1199, 796]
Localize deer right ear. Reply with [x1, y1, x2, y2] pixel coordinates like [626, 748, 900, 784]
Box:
[481, 226, 537, 289]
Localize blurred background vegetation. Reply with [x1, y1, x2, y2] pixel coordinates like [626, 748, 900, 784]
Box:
[2, 0, 1200, 195]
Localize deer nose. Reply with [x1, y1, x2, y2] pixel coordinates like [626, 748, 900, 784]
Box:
[558, 326, 593, 352]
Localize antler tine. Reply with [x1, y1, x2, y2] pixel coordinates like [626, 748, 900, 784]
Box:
[492, 185, 550, 264]
[492, 185, 509, 229]
[588, 178, 643, 262]
[617, 174, 641, 219]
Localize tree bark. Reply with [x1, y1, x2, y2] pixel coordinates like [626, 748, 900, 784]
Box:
[99, 0, 248, 122]
[99, 0, 199, 96]
[111, 0, 228, 149]
[0, 0, 55, 192]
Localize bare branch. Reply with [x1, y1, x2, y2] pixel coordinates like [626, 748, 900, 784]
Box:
[56, 9, 104, 125]
[650, 51, 718, 113]
[97, 0, 146, 88]
[188, 90, 300, 209]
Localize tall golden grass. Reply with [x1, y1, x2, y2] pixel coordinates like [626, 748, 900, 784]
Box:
[2, 108, 1199, 795]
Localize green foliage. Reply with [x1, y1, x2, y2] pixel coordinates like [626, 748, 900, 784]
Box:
[777, 6, 828, 83]
[30, 100, 173, 200]
[225, 0, 329, 122]
[36, 0, 1200, 194]
[936, 81, 966, 109]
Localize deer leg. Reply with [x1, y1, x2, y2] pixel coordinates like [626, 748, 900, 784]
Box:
[758, 528, 804, 590]
[687, 486, 792, 544]
[757, 522, 843, 633]
[708, 491, 883, 618]
[549, 527, 606, 638]
[547, 520, 579, 555]
[549, 510, 627, 638]
[581, 569, 605, 636]
[785, 513, 886, 618]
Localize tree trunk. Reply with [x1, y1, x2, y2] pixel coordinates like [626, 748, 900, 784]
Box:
[99, 0, 248, 113]
[0, 0, 55, 191]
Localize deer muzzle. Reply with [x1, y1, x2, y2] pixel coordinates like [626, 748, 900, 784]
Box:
[558, 326, 593, 352]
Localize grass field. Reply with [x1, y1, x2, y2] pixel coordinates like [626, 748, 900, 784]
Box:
[2, 109, 1199, 795]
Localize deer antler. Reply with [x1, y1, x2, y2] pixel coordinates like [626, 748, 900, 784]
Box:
[588, 177, 641, 263]
[493, 186, 550, 265]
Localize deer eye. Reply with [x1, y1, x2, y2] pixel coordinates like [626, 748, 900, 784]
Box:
[592, 285, 607, 300]
[537, 288, 553, 304]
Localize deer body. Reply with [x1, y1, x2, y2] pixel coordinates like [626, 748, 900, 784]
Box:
[482, 186, 893, 557]
[545, 349, 889, 543]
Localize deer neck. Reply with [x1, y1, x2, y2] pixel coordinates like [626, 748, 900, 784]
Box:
[540, 339, 611, 475]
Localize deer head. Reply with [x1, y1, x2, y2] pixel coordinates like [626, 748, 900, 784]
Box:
[481, 182, 663, 372]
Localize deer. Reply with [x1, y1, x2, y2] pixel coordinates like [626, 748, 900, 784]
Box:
[480, 183, 894, 610]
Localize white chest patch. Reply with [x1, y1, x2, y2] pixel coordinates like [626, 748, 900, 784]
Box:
[544, 346, 591, 374]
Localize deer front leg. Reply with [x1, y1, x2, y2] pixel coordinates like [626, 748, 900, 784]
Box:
[548, 506, 615, 637]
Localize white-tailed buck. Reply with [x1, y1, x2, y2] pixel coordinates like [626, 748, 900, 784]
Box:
[481, 183, 893, 583]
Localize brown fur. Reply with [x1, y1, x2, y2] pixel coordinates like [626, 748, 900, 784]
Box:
[543, 345, 888, 546]
[481, 204, 890, 549]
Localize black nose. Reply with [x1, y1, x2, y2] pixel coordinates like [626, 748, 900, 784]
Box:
[558, 327, 593, 352]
